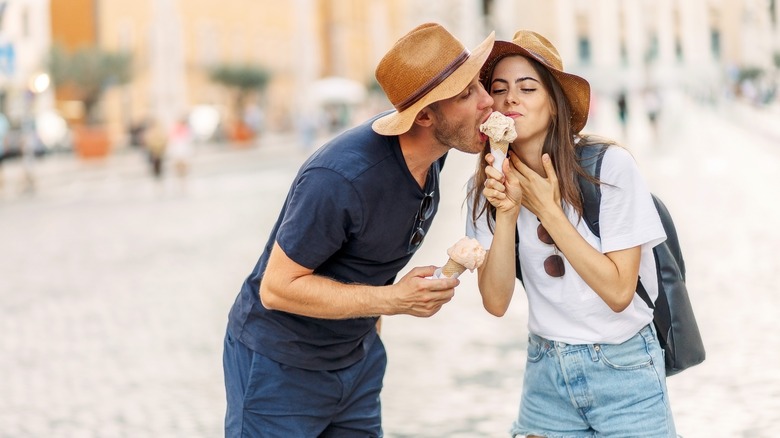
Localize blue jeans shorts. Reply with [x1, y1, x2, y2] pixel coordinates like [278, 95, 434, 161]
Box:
[223, 329, 387, 437]
[511, 324, 676, 438]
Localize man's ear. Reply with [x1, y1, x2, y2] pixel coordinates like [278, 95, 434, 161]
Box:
[413, 106, 435, 128]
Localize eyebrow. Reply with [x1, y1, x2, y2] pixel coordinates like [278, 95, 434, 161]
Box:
[491, 76, 540, 86]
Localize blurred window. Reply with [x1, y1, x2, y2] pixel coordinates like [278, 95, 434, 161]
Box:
[578, 36, 591, 65]
[481, 0, 493, 16]
[620, 41, 628, 67]
[710, 29, 721, 60]
[22, 6, 29, 38]
[675, 38, 683, 63]
[645, 33, 658, 64]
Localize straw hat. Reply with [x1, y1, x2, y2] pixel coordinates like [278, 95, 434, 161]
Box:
[480, 30, 590, 133]
[372, 23, 495, 135]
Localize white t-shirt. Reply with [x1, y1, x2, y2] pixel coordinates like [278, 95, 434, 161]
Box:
[466, 146, 666, 344]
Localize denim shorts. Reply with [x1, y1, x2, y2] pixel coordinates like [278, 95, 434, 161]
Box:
[223, 328, 386, 437]
[511, 324, 676, 438]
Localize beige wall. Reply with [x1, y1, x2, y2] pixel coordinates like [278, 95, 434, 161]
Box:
[58, 0, 780, 141]
[93, 0, 412, 138]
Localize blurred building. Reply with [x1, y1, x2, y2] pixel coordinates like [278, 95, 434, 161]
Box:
[35, 0, 780, 148]
[0, 0, 53, 126]
[488, 0, 779, 93]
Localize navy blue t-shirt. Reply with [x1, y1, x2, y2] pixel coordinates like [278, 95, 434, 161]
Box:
[227, 116, 446, 370]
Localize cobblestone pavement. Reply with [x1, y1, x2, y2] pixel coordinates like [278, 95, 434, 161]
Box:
[0, 97, 778, 437]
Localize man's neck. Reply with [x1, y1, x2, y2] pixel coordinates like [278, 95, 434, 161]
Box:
[398, 131, 445, 189]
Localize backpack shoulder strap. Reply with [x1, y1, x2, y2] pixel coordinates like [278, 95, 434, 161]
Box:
[576, 143, 658, 310]
[575, 143, 608, 237]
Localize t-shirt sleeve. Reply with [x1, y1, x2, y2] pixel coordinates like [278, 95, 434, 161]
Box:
[598, 147, 666, 253]
[464, 176, 495, 250]
[276, 168, 362, 269]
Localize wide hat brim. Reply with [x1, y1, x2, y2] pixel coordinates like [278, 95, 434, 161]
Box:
[481, 40, 591, 133]
[372, 32, 495, 136]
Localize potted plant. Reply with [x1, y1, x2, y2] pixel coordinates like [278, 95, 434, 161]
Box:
[47, 45, 132, 158]
[207, 63, 270, 143]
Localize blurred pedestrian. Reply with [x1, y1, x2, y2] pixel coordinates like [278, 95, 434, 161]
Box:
[616, 89, 628, 136]
[0, 112, 9, 191]
[20, 117, 38, 194]
[223, 23, 495, 436]
[144, 119, 167, 180]
[128, 119, 147, 149]
[166, 116, 193, 189]
[644, 87, 662, 140]
[469, 30, 676, 437]
[243, 103, 264, 142]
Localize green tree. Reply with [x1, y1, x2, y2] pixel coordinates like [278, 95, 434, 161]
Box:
[208, 63, 271, 119]
[47, 45, 133, 124]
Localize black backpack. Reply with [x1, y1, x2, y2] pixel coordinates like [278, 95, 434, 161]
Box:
[510, 143, 705, 376]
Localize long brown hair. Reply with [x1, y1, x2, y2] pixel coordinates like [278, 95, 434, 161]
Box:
[469, 54, 609, 231]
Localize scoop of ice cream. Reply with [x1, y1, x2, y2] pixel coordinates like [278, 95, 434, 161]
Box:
[446, 237, 486, 272]
[480, 111, 517, 144]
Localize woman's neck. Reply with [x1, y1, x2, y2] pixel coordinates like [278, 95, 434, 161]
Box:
[512, 139, 546, 176]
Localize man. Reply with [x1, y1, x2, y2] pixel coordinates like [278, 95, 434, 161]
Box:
[223, 23, 495, 437]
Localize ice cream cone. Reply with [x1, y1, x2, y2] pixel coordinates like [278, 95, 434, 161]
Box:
[490, 140, 509, 173]
[440, 258, 467, 278]
[480, 112, 516, 175]
[490, 139, 509, 155]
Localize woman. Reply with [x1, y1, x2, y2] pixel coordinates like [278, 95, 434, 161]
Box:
[466, 31, 677, 437]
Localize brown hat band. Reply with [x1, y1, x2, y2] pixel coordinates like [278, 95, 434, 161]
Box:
[395, 49, 469, 112]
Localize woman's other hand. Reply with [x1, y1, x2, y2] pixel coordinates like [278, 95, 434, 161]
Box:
[512, 153, 561, 219]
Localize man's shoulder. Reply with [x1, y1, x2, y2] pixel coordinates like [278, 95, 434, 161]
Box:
[308, 120, 399, 181]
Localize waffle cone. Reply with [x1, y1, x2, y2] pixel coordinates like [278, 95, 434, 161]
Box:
[441, 258, 466, 278]
[490, 140, 509, 154]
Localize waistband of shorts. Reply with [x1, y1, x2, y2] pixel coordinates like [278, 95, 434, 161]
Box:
[529, 323, 655, 348]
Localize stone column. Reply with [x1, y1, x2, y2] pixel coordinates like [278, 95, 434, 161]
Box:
[678, 0, 715, 88]
[654, 0, 676, 84]
[149, 0, 187, 129]
[554, 0, 577, 69]
[589, 0, 621, 91]
[294, 0, 320, 149]
[623, 1, 645, 89]
[588, 0, 623, 138]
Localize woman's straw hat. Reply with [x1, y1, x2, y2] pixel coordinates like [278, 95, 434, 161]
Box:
[480, 30, 590, 133]
[372, 23, 495, 135]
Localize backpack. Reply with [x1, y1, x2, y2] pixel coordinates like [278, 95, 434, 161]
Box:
[510, 143, 705, 376]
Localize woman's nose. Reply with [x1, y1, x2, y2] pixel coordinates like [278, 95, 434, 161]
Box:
[507, 88, 520, 105]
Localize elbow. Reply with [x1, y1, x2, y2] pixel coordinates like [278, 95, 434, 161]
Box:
[486, 306, 507, 317]
[259, 282, 281, 311]
[482, 299, 509, 317]
[606, 288, 635, 313]
[608, 301, 631, 313]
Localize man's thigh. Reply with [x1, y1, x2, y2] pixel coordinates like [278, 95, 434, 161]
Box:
[223, 330, 337, 437]
[223, 330, 386, 438]
[323, 335, 387, 437]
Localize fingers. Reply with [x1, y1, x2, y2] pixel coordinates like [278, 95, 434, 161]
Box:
[398, 268, 458, 317]
[541, 154, 558, 184]
[485, 164, 503, 184]
[508, 151, 531, 175]
[407, 265, 437, 279]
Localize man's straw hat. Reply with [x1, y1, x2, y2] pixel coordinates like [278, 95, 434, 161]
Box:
[480, 30, 591, 133]
[372, 23, 495, 135]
